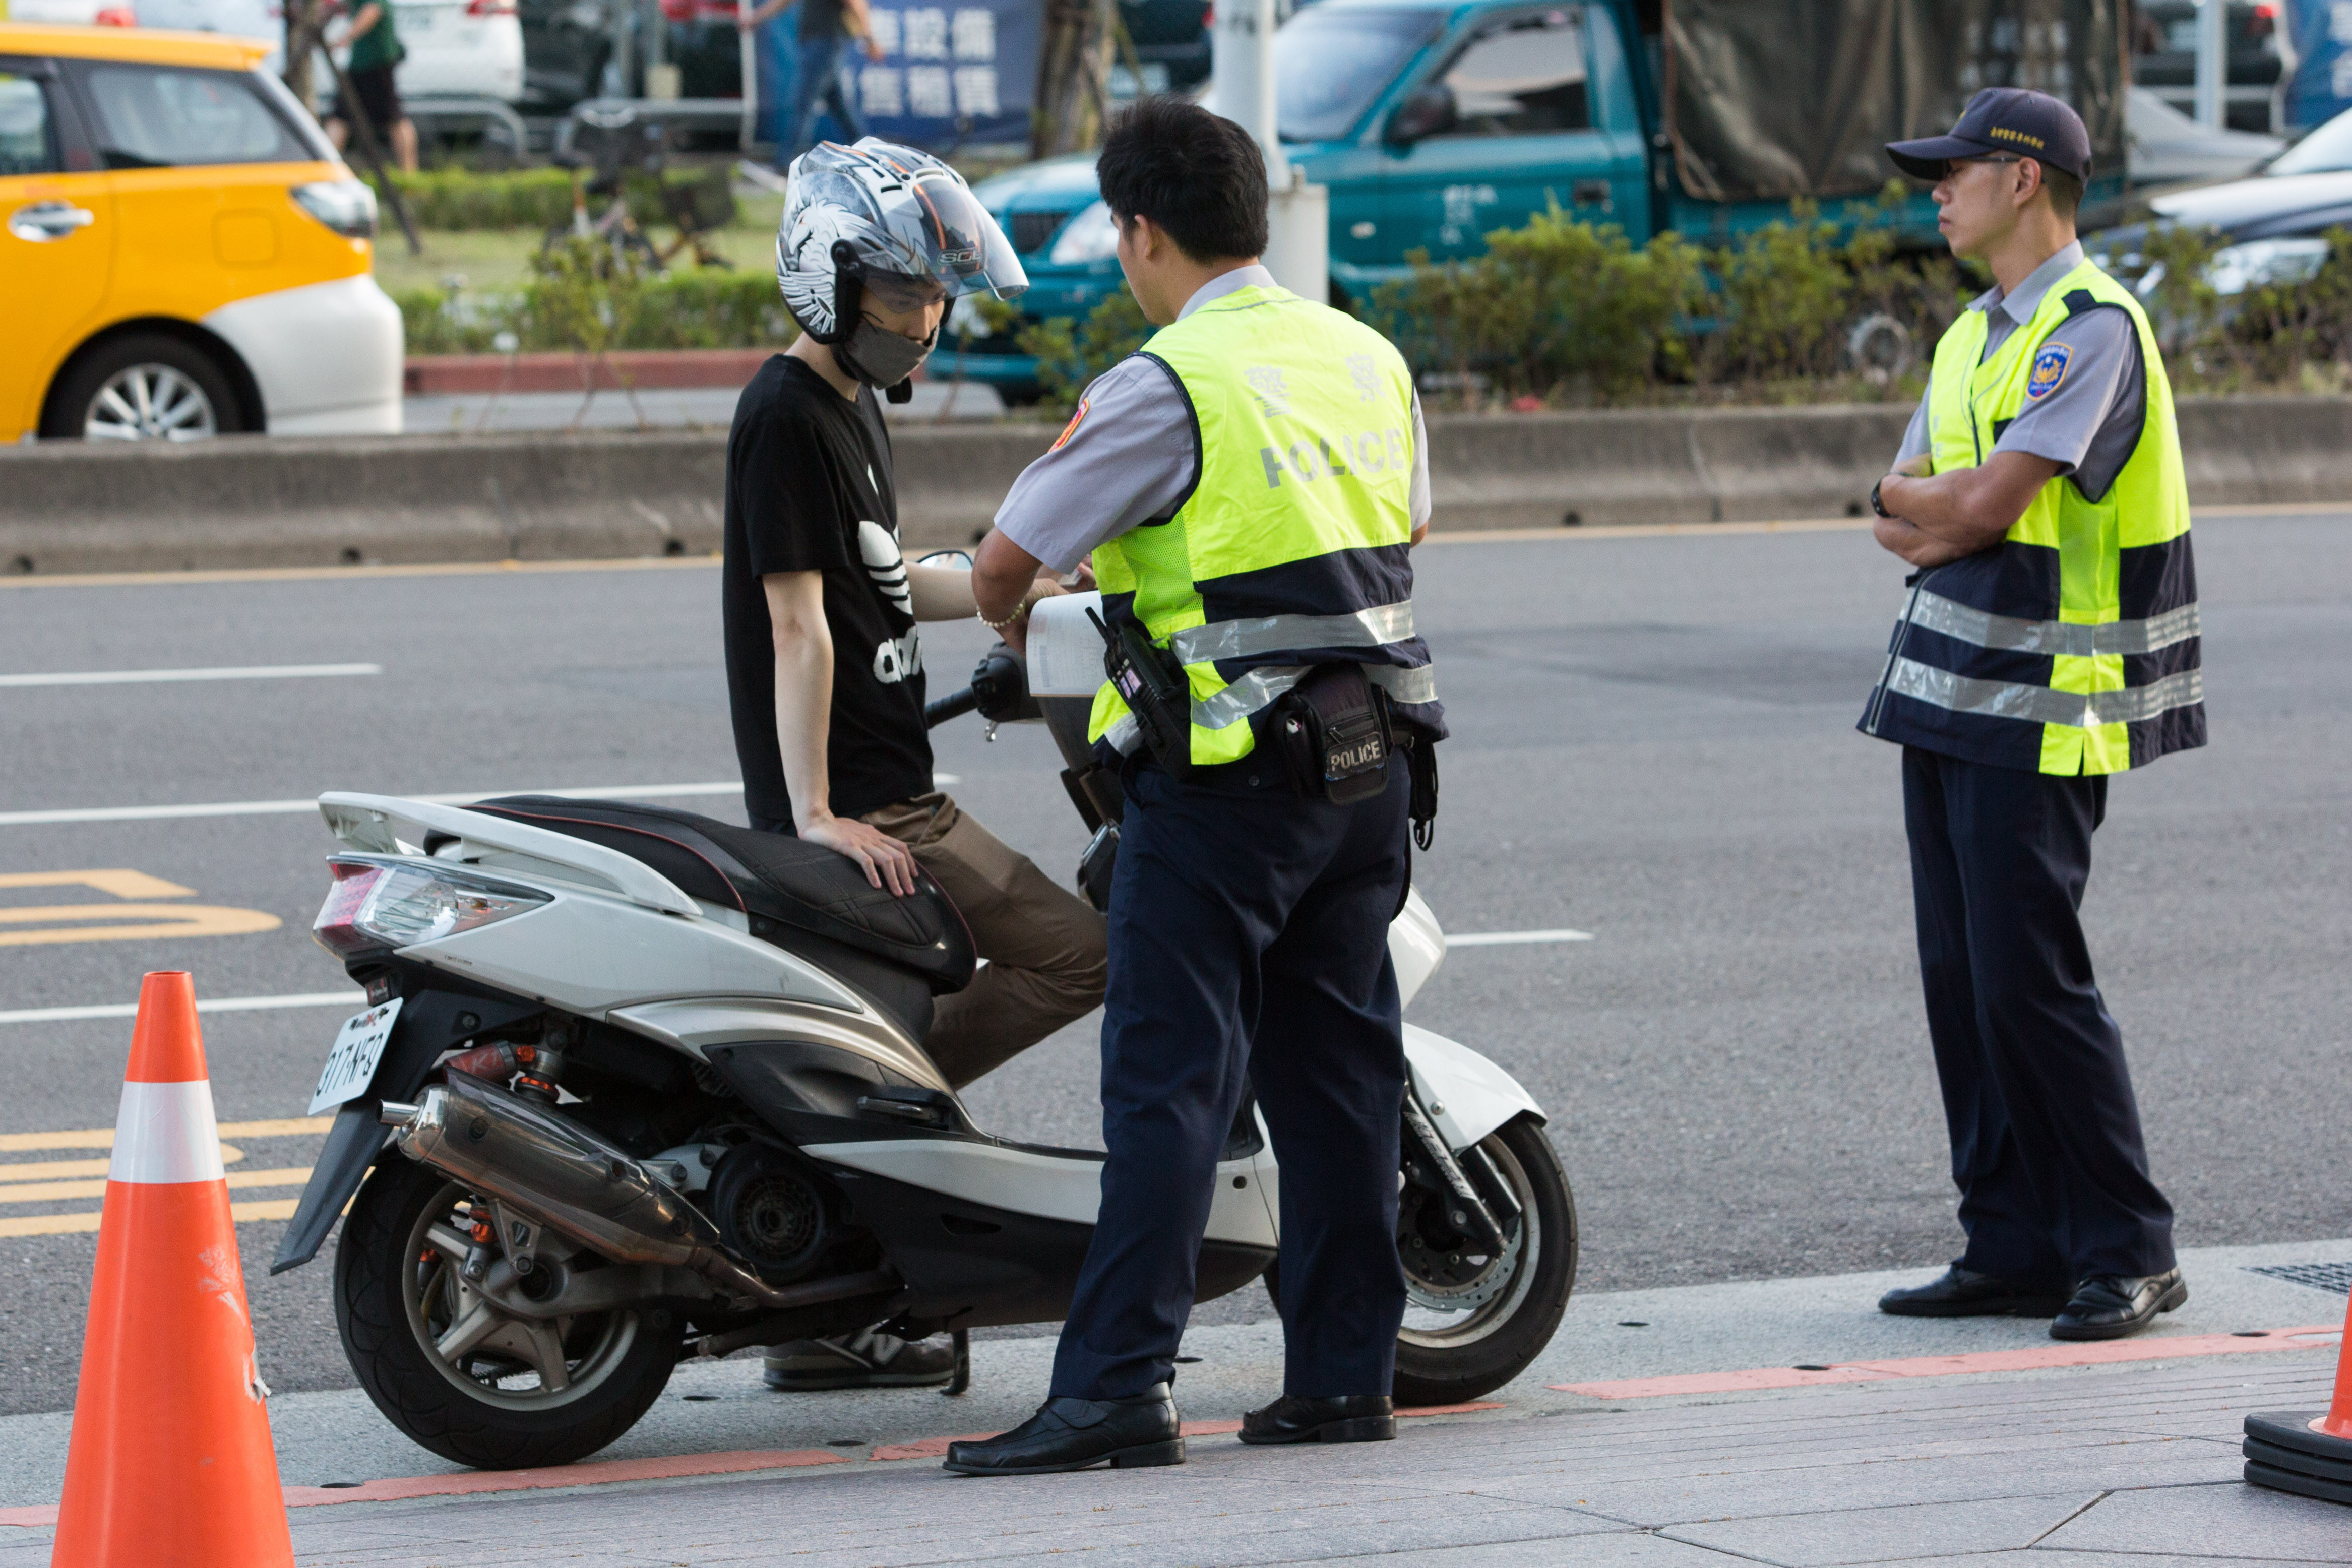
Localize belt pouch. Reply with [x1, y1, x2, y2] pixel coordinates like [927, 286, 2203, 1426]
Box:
[1273, 663, 1393, 803]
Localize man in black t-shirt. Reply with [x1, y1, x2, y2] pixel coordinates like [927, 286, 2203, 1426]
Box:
[725, 139, 1103, 1393]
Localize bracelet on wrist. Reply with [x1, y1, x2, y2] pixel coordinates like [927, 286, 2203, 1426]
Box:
[978, 587, 1040, 632]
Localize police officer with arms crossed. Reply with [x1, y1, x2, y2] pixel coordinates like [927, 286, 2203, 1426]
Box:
[1864, 89, 2203, 1340]
[940, 97, 1441, 1475]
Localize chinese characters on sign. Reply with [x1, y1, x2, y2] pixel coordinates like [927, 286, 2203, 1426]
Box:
[850, 1, 1032, 144]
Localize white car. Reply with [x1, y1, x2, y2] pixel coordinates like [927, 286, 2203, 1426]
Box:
[2, 0, 139, 23]
[389, 0, 524, 103]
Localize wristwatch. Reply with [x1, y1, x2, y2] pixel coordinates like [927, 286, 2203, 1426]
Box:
[1870, 478, 1891, 518]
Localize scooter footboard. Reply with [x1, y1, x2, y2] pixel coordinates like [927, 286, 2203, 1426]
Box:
[1402, 1022, 1543, 1149]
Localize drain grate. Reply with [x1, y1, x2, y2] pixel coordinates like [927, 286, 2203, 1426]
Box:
[2247, 1261, 2352, 1295]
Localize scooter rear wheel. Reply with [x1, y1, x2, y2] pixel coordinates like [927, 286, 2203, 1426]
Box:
[1263, 1115, 1576, 1407]
[335, 1156, 680, 1469]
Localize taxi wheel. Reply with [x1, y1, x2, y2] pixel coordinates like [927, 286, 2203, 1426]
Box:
[43, 335, 246, 443]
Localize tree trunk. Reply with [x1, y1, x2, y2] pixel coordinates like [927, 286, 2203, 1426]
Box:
[1030, 0, 1118, 160]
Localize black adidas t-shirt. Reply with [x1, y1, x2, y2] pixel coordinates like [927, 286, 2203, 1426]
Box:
[723, 355, 931, 829]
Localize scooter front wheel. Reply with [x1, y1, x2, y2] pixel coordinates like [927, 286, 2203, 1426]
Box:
[335, 1156, 681, 1469]
[1263, 1115, 1577, 1407]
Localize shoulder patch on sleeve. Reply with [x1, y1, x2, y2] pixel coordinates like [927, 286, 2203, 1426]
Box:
[1051, 397, 1090, 450]
[2026, 342, 2071, 400]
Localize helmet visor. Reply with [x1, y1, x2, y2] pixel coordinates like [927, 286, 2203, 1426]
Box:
[883, 167, 1029, 302]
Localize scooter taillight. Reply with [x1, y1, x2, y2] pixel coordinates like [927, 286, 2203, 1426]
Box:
[312, 860, 390, 957]
[311, 858, 548, 958]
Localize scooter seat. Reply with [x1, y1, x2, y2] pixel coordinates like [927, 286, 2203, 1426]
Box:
[469, 796, 978, 996]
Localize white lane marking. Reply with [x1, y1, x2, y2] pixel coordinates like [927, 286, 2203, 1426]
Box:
[1447, 928, 1595, 947]
[0, 991, 364, 1026]
[0, 663, 381, 688]
[108, 1081, 226, 1183]
[0, 777, 962, 827]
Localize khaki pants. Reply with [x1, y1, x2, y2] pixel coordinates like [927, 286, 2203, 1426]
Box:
[858, 793, 1107, 1088]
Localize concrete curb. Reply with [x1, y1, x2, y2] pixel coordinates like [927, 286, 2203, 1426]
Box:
[4, 397, 2349, 576]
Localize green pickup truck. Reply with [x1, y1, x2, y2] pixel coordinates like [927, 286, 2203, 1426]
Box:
[938, 0, 2128, 399]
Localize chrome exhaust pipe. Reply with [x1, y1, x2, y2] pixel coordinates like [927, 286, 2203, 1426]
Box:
[381, 1072, 883, 1313]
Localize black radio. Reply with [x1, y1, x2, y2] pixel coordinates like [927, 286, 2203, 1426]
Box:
[1089, 609, 1194, 779]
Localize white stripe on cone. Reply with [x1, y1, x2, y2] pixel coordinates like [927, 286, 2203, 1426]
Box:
[107, 1081, 226, 1184]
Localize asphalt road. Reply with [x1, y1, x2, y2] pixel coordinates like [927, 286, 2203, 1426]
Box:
[1, 513, 2345, 1419]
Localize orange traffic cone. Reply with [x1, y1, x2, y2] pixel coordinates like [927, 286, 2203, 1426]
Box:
[51, 972, 296, 1568]
[2245, 1286, 2352, 1505]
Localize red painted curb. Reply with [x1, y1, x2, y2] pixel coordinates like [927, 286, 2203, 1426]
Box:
[0, 1402, 1507, 1528]
[1548, 1324, 2346, 1400]
[403, 349, 780, 396]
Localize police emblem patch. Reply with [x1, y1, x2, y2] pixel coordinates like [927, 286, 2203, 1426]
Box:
[1051, 397, 1089, 450]
[2027, 342, 2071, 400]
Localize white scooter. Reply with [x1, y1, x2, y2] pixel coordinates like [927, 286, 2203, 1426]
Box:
[272, 647, 1575, 1471]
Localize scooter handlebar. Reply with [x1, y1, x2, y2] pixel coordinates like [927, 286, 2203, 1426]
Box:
[925, 685, 981, 728]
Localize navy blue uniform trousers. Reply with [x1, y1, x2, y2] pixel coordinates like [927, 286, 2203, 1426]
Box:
[1050, 759, 1411, 1401]
[1902, 745, 2175, 1286]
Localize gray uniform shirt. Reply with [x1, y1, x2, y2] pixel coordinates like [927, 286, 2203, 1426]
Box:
[1895, 240, 2147, 502]
[993, 263, 1433, 572]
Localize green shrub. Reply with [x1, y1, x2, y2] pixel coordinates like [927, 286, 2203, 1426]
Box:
[1372, 188, 1975, 406]
[1371, 209, 1705, 403]
[392, 168, 576, 230]
[1018, 286, 1152, 408]
[389, 166, 737, 233]
[398, 261, 797, 355]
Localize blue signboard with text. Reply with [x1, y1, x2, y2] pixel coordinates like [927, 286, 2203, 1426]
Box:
[850, 0, 1038, 150]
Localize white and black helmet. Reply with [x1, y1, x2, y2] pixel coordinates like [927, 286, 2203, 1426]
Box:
[775, 139, 1027, 344]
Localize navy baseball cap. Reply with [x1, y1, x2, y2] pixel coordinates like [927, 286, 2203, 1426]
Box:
[1885, 88, 2093, 183]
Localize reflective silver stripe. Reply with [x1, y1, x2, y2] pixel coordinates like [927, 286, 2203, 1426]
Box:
[1909, 590, 2202, 659]
[1886, 658, 2204, 728]
[1100, 661, 1438, 751]
[1366, 664, 1438, 704]
[1192, 666, 1309, 729]
[1168, 602, 1416, 665]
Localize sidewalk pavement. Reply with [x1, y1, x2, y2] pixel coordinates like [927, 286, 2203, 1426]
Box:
[400, 379, 1008, 434]
[4, 1238, 2349, 1564]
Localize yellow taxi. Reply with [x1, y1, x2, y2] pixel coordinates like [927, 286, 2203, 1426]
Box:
[1, 22, 402, 441]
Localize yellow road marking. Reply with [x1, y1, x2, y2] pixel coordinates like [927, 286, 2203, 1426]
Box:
[0, 1143, 244, 1181]
[0, 1116, 334, 1153]
[0, 1198, 299, 1237]
[0, 870, 197, 899]
[0, 903, 283, 946]
[0, 1166, 311, 1204]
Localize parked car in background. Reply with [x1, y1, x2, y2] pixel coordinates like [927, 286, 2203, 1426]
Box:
[1, 0, 138, 26]
[0, 21, 403, 440]
[2131, 0, 2285, 134]
[2128, 82, 2285, 186]
[2089, 103, 2352, 303]
[945, 0, 2132, 401]
[385, 0, 524, 103]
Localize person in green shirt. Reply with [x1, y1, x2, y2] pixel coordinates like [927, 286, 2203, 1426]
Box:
[326, 0, 417, 175]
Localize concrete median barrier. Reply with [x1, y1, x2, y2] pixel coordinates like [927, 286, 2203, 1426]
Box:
[4, 397, 2348, 576]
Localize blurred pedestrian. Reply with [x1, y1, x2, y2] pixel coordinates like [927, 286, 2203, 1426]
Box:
[737, 0, 801, 171]
[1862, 89, 2203, 1341]
[783, 0, 882, 162]
[324, 0, 417, 175]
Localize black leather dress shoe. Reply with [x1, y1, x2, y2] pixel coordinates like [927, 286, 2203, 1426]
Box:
[942, 1384, 1184, 1476]
[1878, 1265, 2071, 1318]
[1240, 1395, 1395, 1445]
[2050, 1269, 2187, 1341]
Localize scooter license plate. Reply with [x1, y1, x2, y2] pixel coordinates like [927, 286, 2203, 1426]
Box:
[306, 997, 404, 1116]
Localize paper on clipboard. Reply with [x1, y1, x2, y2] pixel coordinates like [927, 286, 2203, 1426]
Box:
[1025, 591, 1107, 696]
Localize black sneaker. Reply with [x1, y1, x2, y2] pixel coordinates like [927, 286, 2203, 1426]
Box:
[763, 1330, 956, 1390]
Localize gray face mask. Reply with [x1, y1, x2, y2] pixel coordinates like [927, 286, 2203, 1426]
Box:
[836, 318, 936, 399]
